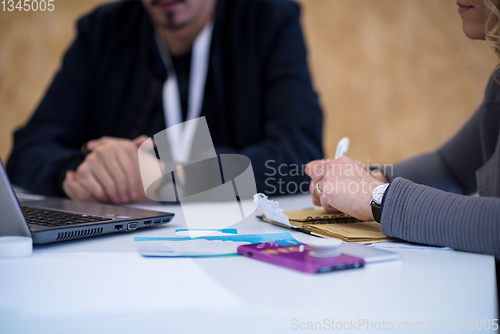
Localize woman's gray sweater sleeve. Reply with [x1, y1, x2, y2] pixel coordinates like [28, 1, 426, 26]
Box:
[381, 177, 500, 259]
[381, 107, 483, 195]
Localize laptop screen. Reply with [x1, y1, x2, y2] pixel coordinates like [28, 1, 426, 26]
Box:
[0, 160, 32, 238]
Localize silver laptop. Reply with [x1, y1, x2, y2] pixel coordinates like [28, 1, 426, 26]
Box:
[0, 160, 174, 244]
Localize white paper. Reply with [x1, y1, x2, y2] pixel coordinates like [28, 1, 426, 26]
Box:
[253, 193, 292, 227]
[136, 239, 250, 257]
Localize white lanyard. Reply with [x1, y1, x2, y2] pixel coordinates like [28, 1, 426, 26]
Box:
[155, 21, 214, 164]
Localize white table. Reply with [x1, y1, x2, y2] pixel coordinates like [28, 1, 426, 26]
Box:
[0, 194, 497, 333]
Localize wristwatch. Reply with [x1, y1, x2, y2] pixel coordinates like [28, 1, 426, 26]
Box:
[370, 183, 390, 223]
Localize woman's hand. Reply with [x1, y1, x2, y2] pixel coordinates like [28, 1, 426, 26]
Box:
[305, 157, 384, 221]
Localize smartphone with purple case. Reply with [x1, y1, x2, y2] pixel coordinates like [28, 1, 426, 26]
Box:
[237, 241, 364, 274]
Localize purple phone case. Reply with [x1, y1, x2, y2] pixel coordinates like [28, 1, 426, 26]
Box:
[237, 242, 364, 274]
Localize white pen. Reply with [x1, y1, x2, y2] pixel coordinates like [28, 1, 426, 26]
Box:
[334, 137, 350, 160]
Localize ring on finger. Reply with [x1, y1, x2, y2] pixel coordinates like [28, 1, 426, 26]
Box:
[315, 182, 322, 195]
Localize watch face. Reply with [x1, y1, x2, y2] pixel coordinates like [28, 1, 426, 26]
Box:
[372, 183, 389, 204]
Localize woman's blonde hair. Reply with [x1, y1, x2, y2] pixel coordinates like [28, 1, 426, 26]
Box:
[485, 0, 500, 62]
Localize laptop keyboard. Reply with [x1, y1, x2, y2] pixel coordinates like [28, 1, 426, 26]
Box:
[22, 206, 110, 227]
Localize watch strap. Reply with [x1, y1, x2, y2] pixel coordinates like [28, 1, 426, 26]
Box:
[370, 201, 381, 223]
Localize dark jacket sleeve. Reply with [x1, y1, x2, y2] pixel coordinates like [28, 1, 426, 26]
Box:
[381, 177, 500, 259]
[216, 1, 323, 195]
[6, 15, 97, 196]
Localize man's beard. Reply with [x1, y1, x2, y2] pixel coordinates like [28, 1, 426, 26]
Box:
[150, 0, 185, 5]
[149, 0, 189, 30]
[163, 12, 189, 31]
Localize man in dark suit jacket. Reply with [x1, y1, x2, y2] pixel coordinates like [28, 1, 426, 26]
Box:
[7, 0, 323, 203]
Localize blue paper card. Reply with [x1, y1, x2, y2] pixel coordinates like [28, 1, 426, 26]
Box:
[174, 229, 238, 236]
[134, 231, 298, 257]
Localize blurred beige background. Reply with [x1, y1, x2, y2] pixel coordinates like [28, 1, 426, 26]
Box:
[0, 0, 497, 167]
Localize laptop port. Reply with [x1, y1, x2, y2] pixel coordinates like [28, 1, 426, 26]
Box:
[144, 220, 152, 225]
[162, 218, 170, 223]
[115, 224, 123, 231]
[153, 219, 161, 224]
[127, 222, 138, 231]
